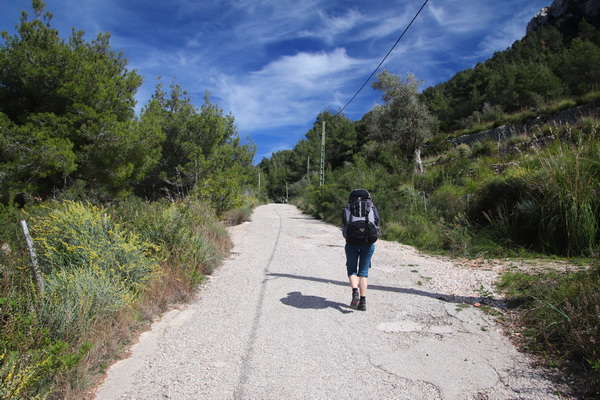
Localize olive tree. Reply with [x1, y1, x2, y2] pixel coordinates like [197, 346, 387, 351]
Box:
[370, 70, 437, 172]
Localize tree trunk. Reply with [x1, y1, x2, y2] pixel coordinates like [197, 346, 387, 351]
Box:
[414, 148, 423, 174]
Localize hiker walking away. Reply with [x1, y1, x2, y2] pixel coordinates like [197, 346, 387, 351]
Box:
[342, 189, 381, 311]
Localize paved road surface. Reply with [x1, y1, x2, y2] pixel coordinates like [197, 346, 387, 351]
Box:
[95, 204, 568, 399]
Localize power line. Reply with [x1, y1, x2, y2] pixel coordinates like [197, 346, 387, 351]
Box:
[334, 0, 430, 118]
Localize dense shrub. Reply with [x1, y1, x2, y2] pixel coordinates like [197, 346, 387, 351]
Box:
[299, 184, 347, 224]
[109, 198, 230, 301]
[429, 183, 468, 222]
[32, 201, 159, 294]
[383, 214, 444, 250]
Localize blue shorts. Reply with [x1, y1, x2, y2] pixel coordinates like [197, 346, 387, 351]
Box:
[345, 243, 375, 278]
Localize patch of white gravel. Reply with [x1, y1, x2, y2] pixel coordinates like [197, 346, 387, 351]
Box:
[376, 240, 501, 302]
[376, 239, 584, 307]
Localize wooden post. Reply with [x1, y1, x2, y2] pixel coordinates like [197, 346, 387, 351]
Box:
[20, 220, 44, 294]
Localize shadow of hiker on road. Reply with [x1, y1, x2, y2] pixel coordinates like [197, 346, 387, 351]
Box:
[270, 273, 503, 307]
[280, 291, 353, 314]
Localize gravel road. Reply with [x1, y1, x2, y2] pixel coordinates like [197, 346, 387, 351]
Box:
[94, 204, 571, 400]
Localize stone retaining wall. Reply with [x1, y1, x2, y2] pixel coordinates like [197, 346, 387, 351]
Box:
[449, 103, 599, 147]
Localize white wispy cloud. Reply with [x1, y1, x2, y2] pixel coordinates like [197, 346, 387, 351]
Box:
[217, 48, 367, 132]
[0, 0, 553, 161]
[427, 2, 493, 34]
[477, 5, 545, 57]
[306, 8, 364, 44]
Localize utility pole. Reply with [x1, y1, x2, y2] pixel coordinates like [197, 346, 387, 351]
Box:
[319, 121, 325, 187]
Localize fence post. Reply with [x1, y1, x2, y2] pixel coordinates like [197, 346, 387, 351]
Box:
[20, 220, 44, 294]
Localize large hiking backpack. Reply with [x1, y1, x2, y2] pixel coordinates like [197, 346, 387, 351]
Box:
[343, 189, 381, 245]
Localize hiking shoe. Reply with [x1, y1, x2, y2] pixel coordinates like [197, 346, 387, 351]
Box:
[350, 291, 360, 309]
[357, 299, 366, 311]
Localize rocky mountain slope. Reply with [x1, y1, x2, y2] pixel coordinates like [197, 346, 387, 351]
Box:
[527, 0, 600, 35]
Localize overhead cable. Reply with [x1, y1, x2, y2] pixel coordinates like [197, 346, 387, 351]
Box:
[334, 0, 430, 117]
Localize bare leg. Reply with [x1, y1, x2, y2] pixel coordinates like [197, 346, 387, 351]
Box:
[349, 274, 359, 289]
[358, 276, 368, 297]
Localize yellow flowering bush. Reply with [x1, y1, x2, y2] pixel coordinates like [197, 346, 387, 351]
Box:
[33, 201, 159, 293]
[0, 351, 51, 400]
[30, 201, 159, 340]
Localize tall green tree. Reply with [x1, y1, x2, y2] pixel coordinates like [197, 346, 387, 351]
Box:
[370, 70, 436, 171]
[556, 39, 600, 95]
[140, 81, 255, 213]
[259, 150, 295, 201]
[194, 98, 256, 214]
[0, 1, 155, 201]
[486, 62, 562, 111]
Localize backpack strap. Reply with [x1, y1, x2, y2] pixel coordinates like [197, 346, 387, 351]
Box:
[366, 204, 374, 242]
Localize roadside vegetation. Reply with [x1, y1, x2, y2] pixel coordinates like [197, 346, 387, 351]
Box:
[1, 0, 599, 398]
[0, 198, 236, 399]
[497, 263, 600, 395]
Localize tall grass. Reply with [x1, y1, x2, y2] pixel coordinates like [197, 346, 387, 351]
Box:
[534, 132, 599, 256]
[111, 198, 230, 301]
[469, 122, 600, 256]
[497, 264, 600, 398]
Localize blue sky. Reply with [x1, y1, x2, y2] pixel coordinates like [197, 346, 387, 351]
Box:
[0, 0, 551, 162]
